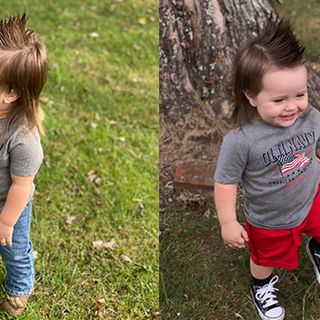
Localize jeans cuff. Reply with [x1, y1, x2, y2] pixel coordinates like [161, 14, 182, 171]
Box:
[5, 288, 32, 297]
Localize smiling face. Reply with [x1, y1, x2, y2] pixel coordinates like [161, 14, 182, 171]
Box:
[245, 65, 308, 127]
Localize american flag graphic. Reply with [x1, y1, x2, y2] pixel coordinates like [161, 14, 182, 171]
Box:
[277, 152, 310, 175]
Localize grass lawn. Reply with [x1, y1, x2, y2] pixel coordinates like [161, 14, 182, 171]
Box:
[0, 1, 158, 319]
[161, 201, 320, 319]
[161, 1, 320, 319]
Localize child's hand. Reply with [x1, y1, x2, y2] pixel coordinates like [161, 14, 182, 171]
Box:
[221, 220, 248, 249]
[0, 217, 13, 247]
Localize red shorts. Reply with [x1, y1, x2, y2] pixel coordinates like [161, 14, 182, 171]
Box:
[246, 186, 320, 270]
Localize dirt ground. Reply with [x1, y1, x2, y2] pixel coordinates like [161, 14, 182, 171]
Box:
[159, 98, 230, 214]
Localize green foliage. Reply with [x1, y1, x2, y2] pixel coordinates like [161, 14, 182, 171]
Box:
[274, 0, 320, 62]
[0, 1, 158, 319]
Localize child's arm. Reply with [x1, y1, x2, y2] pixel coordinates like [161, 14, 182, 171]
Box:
[214, 181, 248, 249]
[0, 174, 34, 247]
[317, 148, 320, 160]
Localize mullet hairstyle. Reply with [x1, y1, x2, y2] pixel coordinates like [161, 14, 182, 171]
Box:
[0, 13, 48, 137]
[231, 19, 306, 128]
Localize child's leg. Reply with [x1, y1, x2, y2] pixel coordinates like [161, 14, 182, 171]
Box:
[250, 258, 284, 320]
[0, 200, 34, 310]
[246, 219, 288, 320]
[250, 258, 274, 279]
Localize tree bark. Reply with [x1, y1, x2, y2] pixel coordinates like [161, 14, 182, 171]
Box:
[160, 0, 320, 193]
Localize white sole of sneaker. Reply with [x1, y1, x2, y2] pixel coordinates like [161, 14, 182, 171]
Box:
[306, 241, 320, 284]
[251, 290, 285, 320]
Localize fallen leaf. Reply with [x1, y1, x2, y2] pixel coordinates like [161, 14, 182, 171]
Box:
[92, 239, 118, 251]
[121, 254, 132, 263]
[104, 238, 117, 250]
[87, 170, 97, 183]
[138, 17, 147, 25]
[134, 199, 145, 216]
[117, 137, 126, 143]
[90, 32, 99, 38]
[87, 170, 102, 185]
[90, 122, 98, 129]
[40, 96, 49, 103]
[132, 77, 140, 83]
[95, 298, 105, 309]
[93, 240, 105, 250]
[66, 215, 77, 225]
[94, 177, 102, 185]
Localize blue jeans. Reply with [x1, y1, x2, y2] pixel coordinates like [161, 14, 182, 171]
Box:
[0, 200, 34, 296]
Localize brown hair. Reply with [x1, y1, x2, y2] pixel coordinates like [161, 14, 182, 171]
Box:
[232, 19, 306, 127]
[0, 13, 48, 136]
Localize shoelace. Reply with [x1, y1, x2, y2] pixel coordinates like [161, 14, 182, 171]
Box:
[255, 275, 280, 309]
[314, 252, 320, 260]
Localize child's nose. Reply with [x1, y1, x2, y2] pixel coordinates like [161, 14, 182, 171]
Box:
[284, 100, 296, 111]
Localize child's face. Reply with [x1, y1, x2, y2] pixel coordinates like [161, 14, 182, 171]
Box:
[246, 65, 308, 127]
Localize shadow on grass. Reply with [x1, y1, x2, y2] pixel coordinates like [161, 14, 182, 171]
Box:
[160, 197, 320, 320]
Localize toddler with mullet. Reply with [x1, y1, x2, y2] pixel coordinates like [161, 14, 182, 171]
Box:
[214, 19, 320, 320]
[0, 14, 47, 316]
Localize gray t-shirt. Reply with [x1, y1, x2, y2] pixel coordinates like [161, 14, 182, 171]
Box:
[214, 106, 320, 229]
[0, 119, 43, 209]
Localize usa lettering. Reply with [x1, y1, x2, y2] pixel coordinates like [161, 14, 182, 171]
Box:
[262, 131, 315, 166]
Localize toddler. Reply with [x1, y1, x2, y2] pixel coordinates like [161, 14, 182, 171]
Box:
[0, 14, 47, 316]
[214, 20, 320, 320]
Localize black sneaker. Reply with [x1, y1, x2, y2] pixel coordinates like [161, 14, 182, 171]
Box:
[306, 238, 320, 284]
[251, 275, 285, 320]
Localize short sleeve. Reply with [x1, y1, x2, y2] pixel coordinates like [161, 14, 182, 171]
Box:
[214, 130, 249, 184]
[309, 107, 320, 150]
[9, 130, 43, 177]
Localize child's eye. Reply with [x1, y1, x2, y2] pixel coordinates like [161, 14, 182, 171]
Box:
[273, 99, 284, 103]
[296, 93, 306, 98]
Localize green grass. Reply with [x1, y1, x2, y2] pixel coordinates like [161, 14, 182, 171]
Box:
[0, 1, 158, 319]
[160, 202, 320, 319]
[274, 0, 320, 63]
[161, 2, 320, 320]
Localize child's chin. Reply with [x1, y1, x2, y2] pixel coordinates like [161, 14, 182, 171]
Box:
[278, 119, 297, 127]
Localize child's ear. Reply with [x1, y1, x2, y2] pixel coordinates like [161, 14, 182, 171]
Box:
[4, 90, 18, 104]
[243, 90, 257, 107]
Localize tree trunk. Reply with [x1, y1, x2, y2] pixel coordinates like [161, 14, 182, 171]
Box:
[160, 0, 320, 199]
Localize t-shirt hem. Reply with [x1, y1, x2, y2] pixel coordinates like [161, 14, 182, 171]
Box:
[245, 210, 310, 230]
